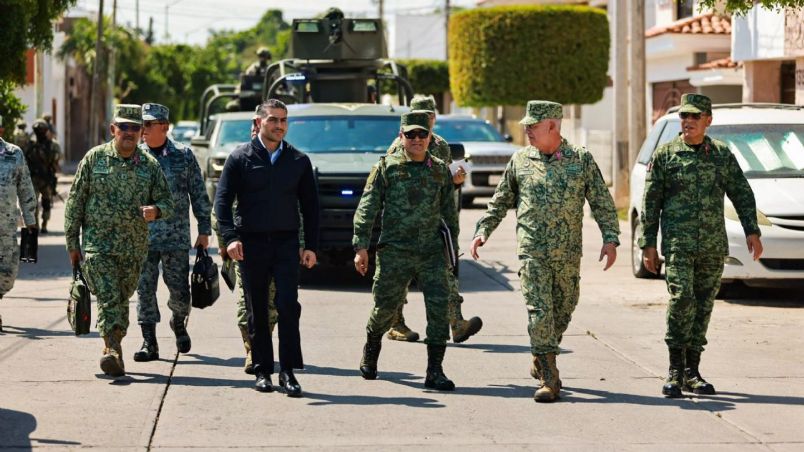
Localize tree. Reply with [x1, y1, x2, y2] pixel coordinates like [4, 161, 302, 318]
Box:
[449, 6, 609, 107]
[0, 0, 76, 83]
[0, 80, 27, 140]
[699, 0, 804, 14]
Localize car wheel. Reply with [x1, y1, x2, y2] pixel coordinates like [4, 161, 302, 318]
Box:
[631, 217, 661, 278]
[461, 195, 474, 208]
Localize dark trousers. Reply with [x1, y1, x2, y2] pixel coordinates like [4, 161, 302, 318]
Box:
[239, 234, 303, 375]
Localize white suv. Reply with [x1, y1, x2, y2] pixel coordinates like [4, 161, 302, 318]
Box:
[629, 104, 804, 291]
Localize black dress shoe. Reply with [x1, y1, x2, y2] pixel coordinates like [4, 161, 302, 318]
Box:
[279, 370, 302, 397]
[255, 373, 274, 393]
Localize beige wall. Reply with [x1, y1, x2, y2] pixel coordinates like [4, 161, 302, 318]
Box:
[742, 60, 782, 103]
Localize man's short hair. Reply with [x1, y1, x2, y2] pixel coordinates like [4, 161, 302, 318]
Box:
[258, 99, 288, 117]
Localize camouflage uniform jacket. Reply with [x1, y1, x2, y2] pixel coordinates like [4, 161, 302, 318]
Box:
[64, 141, 174, 256]
[12, 130, 30, 150]
[387, 132, 451, 164]
[24, 139, 60, 180]
[353, 150, 458, 254]
[475, 139, 620, 259]
[638, 134, 759, 256]
[140, 139, 211, 251]
[0, 139, 37, 230]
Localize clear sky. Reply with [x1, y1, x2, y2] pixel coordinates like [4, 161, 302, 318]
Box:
[72, 0, 479, 45]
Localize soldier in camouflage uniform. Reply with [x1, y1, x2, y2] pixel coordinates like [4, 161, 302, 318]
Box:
[65, 104, 174, 377]
[638, 93, 763, 398]
[0, 130, 38, 332]
[384, 95, 483, 344]
[471, 101, 620, 403]
[12, 121, 30, 150]
[24, 119, 61, 233]
[244, 47, 272, 78]
[133, 103, 211, 362]
[353, 111, 458, 391]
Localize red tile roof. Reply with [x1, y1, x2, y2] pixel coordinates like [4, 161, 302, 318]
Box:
[646, 13, 731, 38]
[687, 57, 741, 71]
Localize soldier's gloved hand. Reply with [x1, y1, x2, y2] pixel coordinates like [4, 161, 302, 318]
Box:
[227, 240, 244, 261]
[354, 249, 369, 276]
[69, 249, 83, 267]
[642, 247, 660, 274]
[470, 235, 486, 260]
[599, 242, 617, 271]
[194, 234, 210, 249]
[746, 234, 763, 261]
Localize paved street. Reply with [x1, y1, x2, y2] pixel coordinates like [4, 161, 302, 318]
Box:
[1, 183, 803, 451]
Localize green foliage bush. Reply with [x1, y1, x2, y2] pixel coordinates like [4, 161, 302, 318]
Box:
[395, 59, 450, 95]
[448, 5, 609, 107]
[0, 80, 27, 140]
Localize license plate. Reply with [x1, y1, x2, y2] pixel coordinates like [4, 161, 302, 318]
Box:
[488, 174, 501, 186]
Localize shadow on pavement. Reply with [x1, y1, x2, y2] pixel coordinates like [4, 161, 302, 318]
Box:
[694, 391, 804, 408]
[111, 372, 252, 389]
[561, 386, 738, 411]
[303, 391, 445, 408]
[452, 343, 533, 354]
[0, 407, 37, 450]
[182, 353, 244, 369]
[17, 244, 71, 280]
[0, 325, 94, 340]
[721, 285, 804, 308]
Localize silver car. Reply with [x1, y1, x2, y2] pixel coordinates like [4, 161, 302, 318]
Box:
[629, 104, 804, 292]
[434, 115, 518, 207]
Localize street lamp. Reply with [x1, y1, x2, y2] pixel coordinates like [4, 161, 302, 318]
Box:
[164, 0, 187, 42]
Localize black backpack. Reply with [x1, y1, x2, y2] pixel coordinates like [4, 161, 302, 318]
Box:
[191, 246, 220, 309]
[67, 266, 91, 335]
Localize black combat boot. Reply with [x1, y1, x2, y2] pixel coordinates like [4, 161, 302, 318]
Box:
[424, 345, 455, 391]
[683, 349, 716, 395]
[169, 315, 191, 354]
[662, 347, 685, 398]
[133, 323, 159, 362]
[359, 334, 382, 380]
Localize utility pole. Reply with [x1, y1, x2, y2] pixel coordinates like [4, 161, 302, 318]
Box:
[107, 0, 117, 131]
[612, 0, 629, 208]
[136, 0, 140, 33]
[378, 0, 383, 21]
[90, 0, 105, 146]
[628, 0, 647, 198]
[445, 0, 450, 59]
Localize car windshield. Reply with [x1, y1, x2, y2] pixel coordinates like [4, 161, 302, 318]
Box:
[658, 122, 804, 178]
[215, 119, 252, 148]
[286, 116, 402, 153]
[433, 120, 504, 142]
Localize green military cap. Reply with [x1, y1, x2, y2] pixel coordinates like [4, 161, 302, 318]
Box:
[678, 93, 712, 115]
[113, 104, 142, 124]
[400, 111, 431, 132]
[256, 47, 271, 58]
[519, 100, 563, 125]
[32, 119, 49, 130]
[410, 95, 437, 113]
[142, 103, 169, 121]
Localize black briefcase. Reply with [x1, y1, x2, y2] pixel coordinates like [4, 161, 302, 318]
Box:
[191, 246, 220, 309]
[438, 219, 459, 275]
[20, 227, 38, 263]
[67, 266, 91, 336]
[221, 258, 237, 291]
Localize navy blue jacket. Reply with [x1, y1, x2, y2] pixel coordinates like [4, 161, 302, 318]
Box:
[215, 137, 319, 251]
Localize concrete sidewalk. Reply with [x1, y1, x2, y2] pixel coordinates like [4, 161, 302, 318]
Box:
[1, 195, 802, 451]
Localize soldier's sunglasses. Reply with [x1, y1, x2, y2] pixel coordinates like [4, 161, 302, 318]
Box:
[143, 121, 167, 128]
[679, 112, 703, 120]
[403, 130, 429, 139]
[115, 123, 142, 132]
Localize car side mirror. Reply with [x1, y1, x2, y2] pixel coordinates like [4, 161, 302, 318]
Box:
[190, 136, 209, 148]
[503, 134, 513, 143]
[449, 143, 466, 161]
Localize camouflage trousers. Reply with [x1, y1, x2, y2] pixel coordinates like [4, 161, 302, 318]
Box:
[32, 177, 53, 225]
[664, 253, 724, 352]
[520, 257, 581, 355]
[394, 267, 465, 325]
[0, 233, 20, 297]
[233, 260, 277, 329]
[82, 253, 145, 337]
[136, 249, 191, 325]
[367, 247, 450, 346]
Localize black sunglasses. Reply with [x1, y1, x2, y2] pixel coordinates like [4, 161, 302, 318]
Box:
[403, 129, 429, 139]
[679, 112, 702, 120]
[116, 123, 142, 132]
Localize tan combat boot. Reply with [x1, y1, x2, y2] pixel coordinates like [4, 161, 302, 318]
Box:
[100, 328, 125, 377]
[386, 304, 419, 342]
[533, 353, 560, 403]
[239, 325, 254, 375]
[448, 296, 483, 343]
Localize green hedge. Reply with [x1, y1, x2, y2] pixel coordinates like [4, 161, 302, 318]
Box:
[396, 59, 450, 95]
[448, 5, 609, 107]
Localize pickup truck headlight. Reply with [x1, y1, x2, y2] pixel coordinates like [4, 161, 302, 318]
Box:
[724, 203, 772, 226]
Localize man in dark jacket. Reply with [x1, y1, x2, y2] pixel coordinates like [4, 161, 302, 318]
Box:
[215, 99, 319, 397]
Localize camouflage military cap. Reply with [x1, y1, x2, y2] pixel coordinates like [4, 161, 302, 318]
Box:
[410, 95, 437, 113]
[257, 47, 271, 58]
[17, 120, 27, 128]
[142, 103, 169, 122]
[113, 104, 142, 124]
[519, 100, 563, 125]
[32, 119, 49, 130]
[678, 93, 712, 115]
[400, 111, 431, 132]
